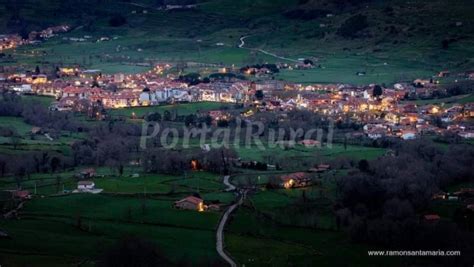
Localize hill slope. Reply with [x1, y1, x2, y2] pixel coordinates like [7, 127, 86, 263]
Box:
[0, 0, 473, 84]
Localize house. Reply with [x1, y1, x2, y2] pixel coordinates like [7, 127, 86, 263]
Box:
[459, 131, 474, 139]
[280, 172, 311, 189]
[77, 181, 95, 191]
[437, 71, 450, 78]
[207, 204, 221, 211]
[400, 130, 416, 140]
[423, 214, 440, 223]
[464, 103, 474, 117]
[165, 4, 197, 10]
[299, 139, 321, 148]
[432, 192, 447, 200]
[200, 144, 211, 152]
[31, 74, 48, 84]
[31, 127, 42, 135]
[62, 86, 88, 99]
[454, 188, 474, 200]
[12, 84, 32, 94]
[78, 168, 96, 179]
[317, 164, 331, 172]
[308, 164, 331, 173]
[12, 190, 31, 200]
[174, 196, 205, 212]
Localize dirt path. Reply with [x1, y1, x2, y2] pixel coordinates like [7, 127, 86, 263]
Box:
[238, 35, 300, 63]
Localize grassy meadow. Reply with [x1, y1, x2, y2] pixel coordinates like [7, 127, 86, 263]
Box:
[0, 167, 234, 265]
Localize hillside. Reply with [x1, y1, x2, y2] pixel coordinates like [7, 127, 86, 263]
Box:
[0, 0, 473, 84]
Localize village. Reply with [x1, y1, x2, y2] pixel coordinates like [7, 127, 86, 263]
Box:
[0, 24, 70, 52]
[0, 0, 474, 265]
[1, 63, 473, 141]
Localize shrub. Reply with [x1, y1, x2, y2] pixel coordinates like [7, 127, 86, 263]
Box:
[337, 14, 368, 38]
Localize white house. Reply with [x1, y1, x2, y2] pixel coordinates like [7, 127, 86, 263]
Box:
[77, 181, 95, 191]
[170, 89, 191, 102]
[12, 84, 32, 93]
[139, 88, 156, 105]
[401, 130, 417, 140]
[459, 131, 474, 139]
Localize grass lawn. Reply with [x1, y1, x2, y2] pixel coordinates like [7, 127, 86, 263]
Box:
[22, 194, 220, 230]
[445, 181, 474, 193]
[234, 143, 386, 162]
[95, 172, 222, 194]
[0, 116, 35, 136]
[0, 215, 221, 265]
[274, 55, 434, 85]
[0, 189, 226, 264]
[108, 102, 234, 118]
[0, 113, 89, 155]
[21, 95, 56, 108]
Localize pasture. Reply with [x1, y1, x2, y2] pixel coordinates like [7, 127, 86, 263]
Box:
[0, 168, 234, 265]
[107, 102, 234, 118]
[234, 143, 386, 163]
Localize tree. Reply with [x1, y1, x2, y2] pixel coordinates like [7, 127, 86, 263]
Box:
[50, 156, 61, 173]
[184, 114, 196, 126]
[109, 14, 127, 27]
[163, 110, 172, 121]
[146, 112, 161, 122]
[337, 14, 368, 38]
[442, 39, 450, 50]
[0, 156, 6, 177]
[97, 138, 129, 176]
[255, 90, 264, 100]
[98, 236, 171, 267]
[358, 159, 370, 173]
[372, 85, 383, 98]
[10, 134, 21, 150]
[55, 175, 62, 193]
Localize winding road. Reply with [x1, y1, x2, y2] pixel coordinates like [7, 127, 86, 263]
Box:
[238, 36, 300, 63]
[223, 175, 236, 192]
[216, 175, 244, 267]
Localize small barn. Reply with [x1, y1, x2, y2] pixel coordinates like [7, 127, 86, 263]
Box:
[174, 196, 205, 212]
[77, 181, 95, 191]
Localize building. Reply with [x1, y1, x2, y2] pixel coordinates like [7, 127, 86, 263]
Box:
[77, 181, 95, 191]
[423, 214, 440, 223]
[400, 130, 417, 140]
[280, 172, 311, 189]
[174, 196, 205, 212]
[62, 86, 88, 99]
[12, 84, 32, 94]
[78, 168, 96, 179]
[299, 139, 321, 148]
[12, 190, 31, 200]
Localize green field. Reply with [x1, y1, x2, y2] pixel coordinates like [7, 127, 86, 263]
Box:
[0, 115, 85, 156]
[0, 169, 233, 265]
[226, 208, 398, 267]
[235, 143, 386, 163]
[108, 102, 235, 118]
[0, 116, 35, 136]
